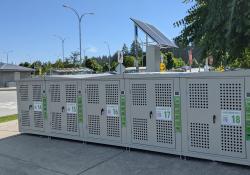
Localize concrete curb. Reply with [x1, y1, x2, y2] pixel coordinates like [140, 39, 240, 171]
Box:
[0, 88, 16, 91]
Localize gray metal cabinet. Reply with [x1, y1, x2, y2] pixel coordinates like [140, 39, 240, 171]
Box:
[129, 79, 175, 149]
[47, 80, 80, 137]
[185, 78, 246, 159]
[85, 80, 121, 142]
[17, 80, 45, 132]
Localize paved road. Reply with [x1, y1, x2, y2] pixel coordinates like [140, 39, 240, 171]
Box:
[0, 91, 17, 117]
[0, 121, 249, 175]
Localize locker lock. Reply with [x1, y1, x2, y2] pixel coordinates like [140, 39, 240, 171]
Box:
[149, 111, 153, 119]
[213, 115, 216, 124]
[101, 108, 105, 115]
[29, 105, 33, 110]
[62, 106, 65, 113]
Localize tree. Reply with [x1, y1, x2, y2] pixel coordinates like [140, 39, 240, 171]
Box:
[163, 52, 174, 70]
[123, 56, 134, 67]
[174, 0, 250, 66]
[130, 41, 142, 57]
[85, 58, 102, 72]
[53, 59, 64, 68]
[19, 62, 31, 68]
[122, 44, 129, 56]
[173, 57, 185, 68]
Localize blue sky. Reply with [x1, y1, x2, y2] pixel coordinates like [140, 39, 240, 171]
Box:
[0, 0, 192, 64]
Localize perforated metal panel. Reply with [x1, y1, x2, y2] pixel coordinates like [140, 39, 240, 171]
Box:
[67, 113, 78, 132]
[155, 83, 172, 107]
[32, 85, 42, 101]
[132, 84, 147, 106]
[66, 84, 77, 103]
[107, 116, 120, 137]
[21, 110, 30, 127]
[156, 120, 173, 144]
[221, 125, 243, 153]
[34, 111, 43, 128]
[220, 83, 242, 110]
[50, 84, 60, 102]
[132, 118, 148, 141]
[51, 112, 62, 131]
[87, 84, 99, 104]
[190, 122, 210, 149]
[20, 85, 29, 101]
[105, 84, 119, 105]
[189, 83, 208, 109]
[88, 115, 100, 135]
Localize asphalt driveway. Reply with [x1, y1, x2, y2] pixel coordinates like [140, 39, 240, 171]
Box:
[0, 127, 249, 175]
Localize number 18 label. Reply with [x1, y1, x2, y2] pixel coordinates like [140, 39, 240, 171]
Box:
[221, 110, 241, 126]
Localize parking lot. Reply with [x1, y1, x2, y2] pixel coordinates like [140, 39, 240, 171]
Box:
[0, 90, 17, 117]
[0, 121, 249, 175]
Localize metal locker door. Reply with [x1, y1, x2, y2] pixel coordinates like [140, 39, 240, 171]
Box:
[213, 78, 246, 158]
[31, 82, 44, 131]
[18, 82, 31, 130]
[86, 81, 102, 139]
[130, 80, 150, 145]
[102, 81, 121, 141]
[63, 81, 79, 136]
[48, 82, 64, 134]
[187, 79, 213, 154]
[150, 80, 175, 148]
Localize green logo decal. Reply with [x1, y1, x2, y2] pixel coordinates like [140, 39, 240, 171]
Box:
[174, 96, 181, 132]
[245, 97, 250, 140]
[120, 95, 126, 128]
[77, 95, 83, 123]
[42, 95, 48, 120]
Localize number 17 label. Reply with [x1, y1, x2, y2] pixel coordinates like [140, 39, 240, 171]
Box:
[221, 110, 241, 126]
[156, 107, 172, 121]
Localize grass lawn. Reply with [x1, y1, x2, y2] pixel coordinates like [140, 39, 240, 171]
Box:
[0, 114, 17, 123]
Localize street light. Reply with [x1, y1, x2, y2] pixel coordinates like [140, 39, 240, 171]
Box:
[3, 50, 13, 64]
[53, 35, 66, 62]
[104, 41, 111, 72]
[62, 4, 94, 65]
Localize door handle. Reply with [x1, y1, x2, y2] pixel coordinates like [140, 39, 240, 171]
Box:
[29, 105, 33, 110]
[149, 111, 153, 119]
[62, 106, 65, 113]
[213, 114, 216, 124]
[101, 108, 104, 115]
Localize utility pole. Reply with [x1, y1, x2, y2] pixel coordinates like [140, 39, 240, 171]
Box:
[54, 35, 66, 62]
[104, 41, 111, 72]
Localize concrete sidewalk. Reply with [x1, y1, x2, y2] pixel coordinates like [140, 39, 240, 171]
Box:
[0, 121, 249, 175]
[0, 120, 19, 139]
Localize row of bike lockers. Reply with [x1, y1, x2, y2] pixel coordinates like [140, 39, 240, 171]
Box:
[17, 71, 250, 166]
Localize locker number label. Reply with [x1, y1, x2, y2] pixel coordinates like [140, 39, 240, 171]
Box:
[34, 101, 42, 112]
[67, 103, 77, 114]
[221, 110, 241, 126]
[156, 107, 172, 121]
[107, 105, 119, 117]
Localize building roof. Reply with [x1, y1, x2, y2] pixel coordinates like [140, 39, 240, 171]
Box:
[52, 67, 93, 73]
[0, 62, 35, 72]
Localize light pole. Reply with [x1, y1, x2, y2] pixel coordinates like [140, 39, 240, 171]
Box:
[54, 35, 66, 62]
[4, 50, 13, 64]
[62, 4, 94, 65]
[104, 41, 111, 72]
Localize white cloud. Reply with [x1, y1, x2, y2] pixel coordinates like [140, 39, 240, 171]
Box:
[87, 46, 98, 53]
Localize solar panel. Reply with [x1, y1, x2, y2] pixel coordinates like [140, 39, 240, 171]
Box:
[130, 18, 178, 48]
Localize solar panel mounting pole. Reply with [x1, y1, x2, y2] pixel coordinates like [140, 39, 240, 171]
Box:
[134, 25, 139, 72]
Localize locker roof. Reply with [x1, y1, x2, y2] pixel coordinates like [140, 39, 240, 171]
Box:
[123, 70, 250, 79]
